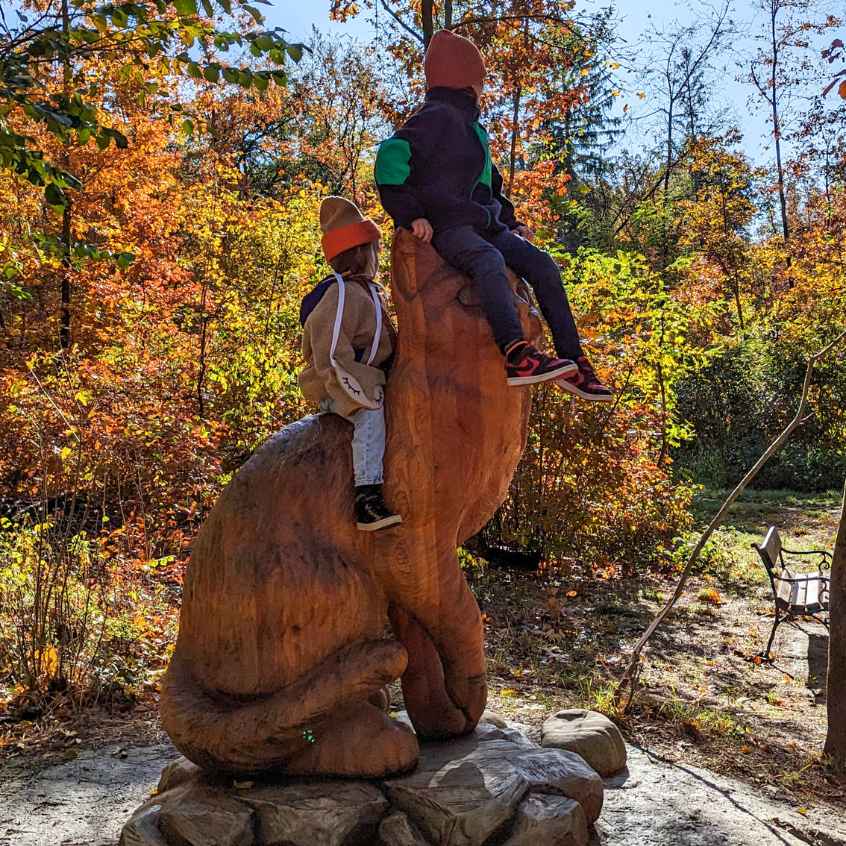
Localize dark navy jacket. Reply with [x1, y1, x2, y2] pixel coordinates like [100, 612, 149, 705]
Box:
[374, 88, 523, 235]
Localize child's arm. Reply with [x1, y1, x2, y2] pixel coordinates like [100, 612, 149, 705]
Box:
[491, 163, 528, 235]
[375, 109, 448, 231]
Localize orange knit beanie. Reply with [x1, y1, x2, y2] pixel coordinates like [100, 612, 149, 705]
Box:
[319, 196, 380, 263]
[424, 29, 486, 95]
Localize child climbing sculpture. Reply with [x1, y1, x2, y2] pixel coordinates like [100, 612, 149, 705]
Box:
[375, 28, 613, 401]
[299, 197, 401, 531]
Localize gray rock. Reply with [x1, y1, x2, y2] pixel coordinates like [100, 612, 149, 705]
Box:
[157, 757, 202, 793]
[116, 720, 601, 846]
[503, 792, 589, 846]
[475, 716, 536, 748]
[379, 810, 431, 845]
[480, 710, 509, 728]
[384, 730, 603, 845]
[241, 781, 388, 846]
[542, 709, 627, 777]
[119, 804, 169, 846]
[158, 785, 254, 846]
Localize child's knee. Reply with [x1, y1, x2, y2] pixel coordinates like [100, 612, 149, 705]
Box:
[466, 243, 507, 277]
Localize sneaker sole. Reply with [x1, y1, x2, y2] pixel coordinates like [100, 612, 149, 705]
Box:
[357, 514, 403, 532]
[555, 380, 615, 402]
[507, 361, 578, 386]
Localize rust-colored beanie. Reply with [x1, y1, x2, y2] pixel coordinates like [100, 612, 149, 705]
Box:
[424, 29, 486, 95]
[319, 196, 380, 263]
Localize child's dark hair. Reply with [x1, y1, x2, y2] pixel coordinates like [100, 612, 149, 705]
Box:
[329, 243, 376, 276]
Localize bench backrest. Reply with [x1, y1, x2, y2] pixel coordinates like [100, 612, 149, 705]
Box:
[755, 526, 782, 569]
[752, 526, 783, 595]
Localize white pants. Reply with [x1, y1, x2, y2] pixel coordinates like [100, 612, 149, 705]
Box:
[319, 401, 386, 486]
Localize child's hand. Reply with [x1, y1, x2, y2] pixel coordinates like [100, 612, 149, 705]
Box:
[514, 224, 534, 241]
[410, 218, 434, 243]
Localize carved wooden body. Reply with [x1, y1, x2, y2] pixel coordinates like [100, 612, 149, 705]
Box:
[160, 230, 540, 777]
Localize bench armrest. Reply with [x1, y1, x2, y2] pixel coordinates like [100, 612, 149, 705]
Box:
[782, 548, 832, 560]
[781, 549, 832, 573]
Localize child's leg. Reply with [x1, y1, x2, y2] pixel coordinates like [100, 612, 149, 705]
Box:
[348, 407, 401, 530]
[348, 406, 386, 486]
[486, 229, 584, 361]
[432, 226, 525, 353]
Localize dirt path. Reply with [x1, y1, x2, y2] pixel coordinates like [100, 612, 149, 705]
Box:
[2, 738, 844, 846]
[0, 743, 175, 846]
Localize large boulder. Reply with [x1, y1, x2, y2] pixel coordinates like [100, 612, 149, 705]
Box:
[119, 716, 602, 846]
[541, 709, 627, 777]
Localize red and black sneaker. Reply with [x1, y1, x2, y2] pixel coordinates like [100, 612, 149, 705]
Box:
[505, 341, 578, 387]
[555, 355, 614, 402]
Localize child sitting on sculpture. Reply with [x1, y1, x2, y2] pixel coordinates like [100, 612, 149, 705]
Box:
[374, 29, 613, 401]
[299, 196, 402, 531]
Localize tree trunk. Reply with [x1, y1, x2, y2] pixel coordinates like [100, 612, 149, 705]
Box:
[769, 1, 790, 244]
[59, 0, 73, 350]
[824, 479, 846, 768]
[196, 281, 209, 419]
[59, 203, 72, 350]
[421, 0, 435, 48]
[507, 84, 521, 195]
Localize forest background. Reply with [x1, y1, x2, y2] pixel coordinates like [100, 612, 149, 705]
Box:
[0, 0, 844, 758]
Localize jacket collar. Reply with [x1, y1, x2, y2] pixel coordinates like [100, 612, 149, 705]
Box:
[425, 87, 480, 122]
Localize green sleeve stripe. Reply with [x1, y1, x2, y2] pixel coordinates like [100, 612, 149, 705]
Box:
[375, 138, 412, 186]
[473, 123, 492, 190]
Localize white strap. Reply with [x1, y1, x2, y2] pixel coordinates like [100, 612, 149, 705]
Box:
[366, 283, 382, 366]
[329, 272, 382, 368]
[328, 272, 346, 368]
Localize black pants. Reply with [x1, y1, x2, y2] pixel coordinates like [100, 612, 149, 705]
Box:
[432, 225, 583, 360]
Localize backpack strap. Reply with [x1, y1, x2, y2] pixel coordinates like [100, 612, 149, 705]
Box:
[328, 272, 346, 369]
[329, 272, 382, 369]
[366, 283, 382, 366]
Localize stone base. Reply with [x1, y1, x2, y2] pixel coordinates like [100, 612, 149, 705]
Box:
[120, 716, 603, 846]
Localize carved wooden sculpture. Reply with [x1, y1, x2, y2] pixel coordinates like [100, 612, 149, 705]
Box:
[160, 229, 540, 777]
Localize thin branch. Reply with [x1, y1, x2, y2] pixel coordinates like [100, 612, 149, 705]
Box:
[379, 0, 423, 44]
[613, 328, 846, 711]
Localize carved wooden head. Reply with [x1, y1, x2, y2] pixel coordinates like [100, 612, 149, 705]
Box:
[384, 229, 539, 545]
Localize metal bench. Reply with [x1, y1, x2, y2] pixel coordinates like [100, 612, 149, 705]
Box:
[751, 526, 831, 660]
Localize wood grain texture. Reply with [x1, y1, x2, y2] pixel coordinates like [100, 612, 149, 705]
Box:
[160, 229, 540, 777]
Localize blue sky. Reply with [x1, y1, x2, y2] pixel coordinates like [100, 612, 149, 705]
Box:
[267, 1, 839, 165]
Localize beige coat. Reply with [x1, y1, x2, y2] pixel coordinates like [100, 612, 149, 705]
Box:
[299, 274, 396, 418]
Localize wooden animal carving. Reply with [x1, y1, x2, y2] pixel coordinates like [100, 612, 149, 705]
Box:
[160, 229, 541, 777]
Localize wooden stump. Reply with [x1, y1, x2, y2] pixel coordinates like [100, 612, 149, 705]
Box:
[159, 230, 540, 776]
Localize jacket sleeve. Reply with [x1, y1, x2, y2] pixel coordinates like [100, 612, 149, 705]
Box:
[374, 107, 446, 229]
[303, 285, 366, 418]
[492, 163, 523, 231]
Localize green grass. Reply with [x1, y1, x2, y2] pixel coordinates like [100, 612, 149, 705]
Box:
[683, 488, 841, 591]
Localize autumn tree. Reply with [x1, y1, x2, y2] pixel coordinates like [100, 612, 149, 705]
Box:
[748, 0, 840, 244]
[1, 0, 302, 350]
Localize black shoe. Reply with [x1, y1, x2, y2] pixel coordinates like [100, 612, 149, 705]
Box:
[505, 341, 578, 386]
[355, 485, 402, 532]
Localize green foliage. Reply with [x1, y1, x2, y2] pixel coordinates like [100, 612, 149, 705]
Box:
[675, 328, 846, 491]
[0, 0, 304, 206]
[0, 517, 173, 697]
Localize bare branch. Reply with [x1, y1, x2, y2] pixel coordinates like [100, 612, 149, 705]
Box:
[379, 0, 423, 44]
